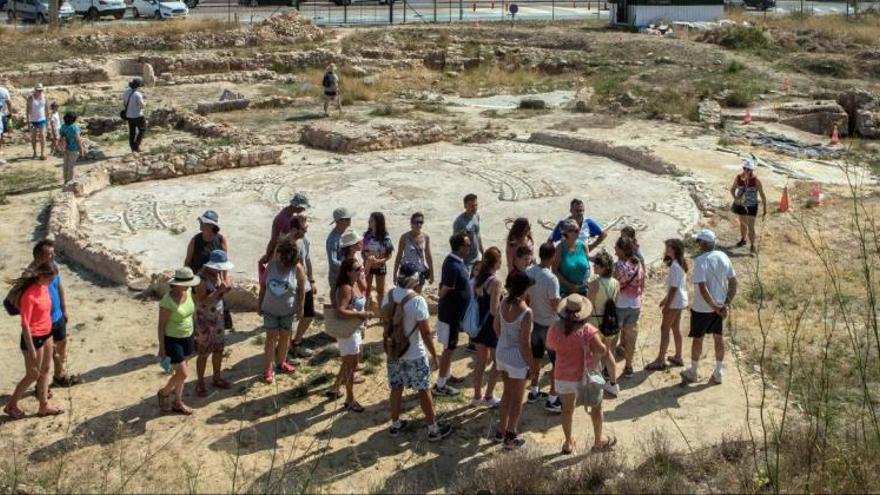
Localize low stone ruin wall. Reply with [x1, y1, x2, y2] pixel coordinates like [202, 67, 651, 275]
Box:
[149, 107, 259, 144]
[50, 145, 283, 307]
[195, 95, 300, 115]
[528, 131, 679, 175]
[300, 123, 446, 153]
[6, 65, 110, 88]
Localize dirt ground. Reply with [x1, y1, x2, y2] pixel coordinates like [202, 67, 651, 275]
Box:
[1, 14, 876, 494]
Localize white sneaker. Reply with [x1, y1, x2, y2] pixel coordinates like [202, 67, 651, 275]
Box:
[484, 396, 500, 409]
[710, 371, 723, 384]
[603, 382, 620, 397]
[680, 368, 699, 383]
[469, 398, 486, 408]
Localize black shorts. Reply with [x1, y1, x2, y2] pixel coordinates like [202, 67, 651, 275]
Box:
[733, 205, 758, 217]
[20, 334, 50, 351]
[368, 265, 388, 276]
[689, 310, 724, 338]
[530, 323, 557, 363]
[164, 335, 194, 364]
[51, 319, 67, 342]
[303, 289, 316, 319]
[324, 91, 338, 97]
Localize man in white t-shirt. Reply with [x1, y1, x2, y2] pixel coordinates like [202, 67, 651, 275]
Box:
[525, 242, 562, 413]
[383, 262, 452, 442]
[0, 84, 13, 151]
[122, 79, 146, 153]
[681, 230, 737, 385]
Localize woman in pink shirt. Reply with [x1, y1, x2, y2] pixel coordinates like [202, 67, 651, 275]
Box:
[4, 263, 64, 419]
[547, 294, 616, 454]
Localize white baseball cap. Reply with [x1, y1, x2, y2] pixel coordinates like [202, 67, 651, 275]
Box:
[742, 160, 755, 171]
[696, 229, 717, 244]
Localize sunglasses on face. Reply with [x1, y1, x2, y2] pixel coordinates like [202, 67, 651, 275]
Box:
[412, 220, 424, 225]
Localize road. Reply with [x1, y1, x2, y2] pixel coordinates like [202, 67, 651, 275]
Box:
[3, 0, 877, 27]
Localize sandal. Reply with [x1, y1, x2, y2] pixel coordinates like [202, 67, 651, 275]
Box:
[37, 406, 64, 417]
[53, 374, 82, 388]
[172, 402, 193, 415]
[645, 361, 667, 371]
[667, 356, 685, 367]
[195, 382, 208, 398]
[591, 436, 618, 453]
[342, 401, 365, 413]
[561, 443, 574, 455]
[3, 405, 25, 420]
[212, 378, 232, 390]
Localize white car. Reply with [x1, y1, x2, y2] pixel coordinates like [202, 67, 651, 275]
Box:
[132, 0, 187, 18]
[69, 0, 127, 19]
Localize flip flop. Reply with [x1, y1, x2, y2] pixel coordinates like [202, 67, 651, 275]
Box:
[667, 356, 685, 367]
[195, 383, 208, 398]
[3, 405, 25, 420]
[645, 362, 667, 371]
[342, 402, 365, 413]
[37, 406, 64, 417]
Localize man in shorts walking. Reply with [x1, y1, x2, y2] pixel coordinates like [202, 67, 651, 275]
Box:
[526, 242, 562, 412]
[31, 239, 81, 388]
[384, 263, 453, 441]
[433, 232, 473, 397]
[681, 229, 737, 385]
[322, 64, 342, 116]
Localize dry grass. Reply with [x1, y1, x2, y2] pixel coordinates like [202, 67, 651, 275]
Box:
[726, 10, 880, 48]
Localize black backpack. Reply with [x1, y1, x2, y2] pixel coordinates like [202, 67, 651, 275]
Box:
[598, 282, 619, 337]
[322, 72, 334, 88]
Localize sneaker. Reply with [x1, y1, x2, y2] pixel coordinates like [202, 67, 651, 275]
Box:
[484, 396, 501, 409]
[710, 371, 723, 385]
[263, 367, 275, 384]
[427, 422, 453, 442]
[503, 435, 526, 450]
[469, 398, 486, 408]
[432, 384, 460, 397]
[622, 367, 634, 379]
[603, 382, 620, 397]
[389, 420, 411, 437]
[544, 397, 562, 414]
[276, 362, 296, 374]
[680, 368, 699, 384]
[447, 375, 466, 385]
[527, 390, 547, 403]
[296, 346, 315, 358]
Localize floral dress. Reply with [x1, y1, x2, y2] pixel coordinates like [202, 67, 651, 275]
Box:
[195, 277, 225, 355]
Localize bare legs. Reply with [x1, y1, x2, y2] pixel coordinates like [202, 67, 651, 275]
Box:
[264, 330, 292, 372]
[497, 372, 527, 438]
[472, 345, 498, 401]
[160, 359, 191, 414]
[31, 127, 45, 159]
[621, 324, 638, 371]
[390, 387, 435, 425]
[365, 273, 386, 312]
[560, 393, 576, 452]
[7, 340, 60, 415]
[196, 350, 227, 393]
[650, 309, 683, 367]
[52, 337, 67, 380]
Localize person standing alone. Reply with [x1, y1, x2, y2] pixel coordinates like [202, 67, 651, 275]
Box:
[122, 79, 146, 153]
[26, 84, 48, 160]
[59, 112, 85, 184]
[322, 64, 342, 116]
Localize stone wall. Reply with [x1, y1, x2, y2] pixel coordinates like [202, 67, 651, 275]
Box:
[528, 131, 679, 175]
[301, 123, 446, 153]
[776, 101, 848, 136]
[51, 144, 283, 303]
[6, 65, 110, 87]
[149, 107, 259, 144]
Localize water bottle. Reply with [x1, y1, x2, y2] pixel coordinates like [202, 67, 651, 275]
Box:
[160, 356, 172, 374]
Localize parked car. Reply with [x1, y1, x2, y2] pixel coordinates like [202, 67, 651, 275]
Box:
[742, 0, 775, 10]
[331, 0, 395, 5]
[183, 0, 195, 7]
[6, 0, 75, 23]
[69, 0, 127, 19]
[132, 0, 187, 18]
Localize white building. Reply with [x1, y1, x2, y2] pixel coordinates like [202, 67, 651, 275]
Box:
[610, 0, 725, 28]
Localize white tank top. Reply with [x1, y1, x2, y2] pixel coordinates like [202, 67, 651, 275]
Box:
[29, 95, 47, 122]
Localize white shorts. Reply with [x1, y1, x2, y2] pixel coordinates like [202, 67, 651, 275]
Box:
[435, 321, 456, 350]
[497, 360, 528, 380]
[337, 329, 362, 357]
[555, 379, 580, 396]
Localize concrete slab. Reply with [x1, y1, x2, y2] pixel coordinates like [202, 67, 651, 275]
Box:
[80, 140, 700, 284]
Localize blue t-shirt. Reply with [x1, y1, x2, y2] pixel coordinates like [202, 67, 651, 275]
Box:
[438, 254, 471, 324]
[48, 271, 63, 323]
[550, 216, 603, 244]
[59, 123, 81, 152]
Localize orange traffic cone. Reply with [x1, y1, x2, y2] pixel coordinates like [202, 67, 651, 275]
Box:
[743, 108, 752, 125]
[810, 182, 824, 207]
[778, 185, 790, 213]
[830, 124, 840, 145]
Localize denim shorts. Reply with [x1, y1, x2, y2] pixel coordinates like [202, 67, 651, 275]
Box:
[31, 120, 47, 130]
[164, 335, 194, 364]
[263, 312, 295, 331]
[387, 356, 431, 391]
[616, 307, 641, 328]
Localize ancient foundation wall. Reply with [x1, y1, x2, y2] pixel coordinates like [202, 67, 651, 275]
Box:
[300, 124, 446, 153]
[528, 131, 679, 175]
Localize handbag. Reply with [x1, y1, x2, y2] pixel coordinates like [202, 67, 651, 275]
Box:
[120, 91, 133, 121]
[578, 329, 605, 409]
[323, 308, 363, 340]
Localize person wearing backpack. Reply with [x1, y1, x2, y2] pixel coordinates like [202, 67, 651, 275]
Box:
[59, 111, 85, 184]
[587, 250, 620, 397]
[322, 64, 342, 116]
[646, 239, 688, 371]
[382, 262, 452, 441]
[4, 262, 65, 420]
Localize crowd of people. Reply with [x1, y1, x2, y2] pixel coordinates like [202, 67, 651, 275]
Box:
[3, 176, 750, 455]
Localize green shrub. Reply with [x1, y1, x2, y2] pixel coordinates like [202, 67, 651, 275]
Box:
[719, 26, 773, 52]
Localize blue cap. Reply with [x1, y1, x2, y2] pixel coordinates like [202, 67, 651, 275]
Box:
[203, 249, 234, 271]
